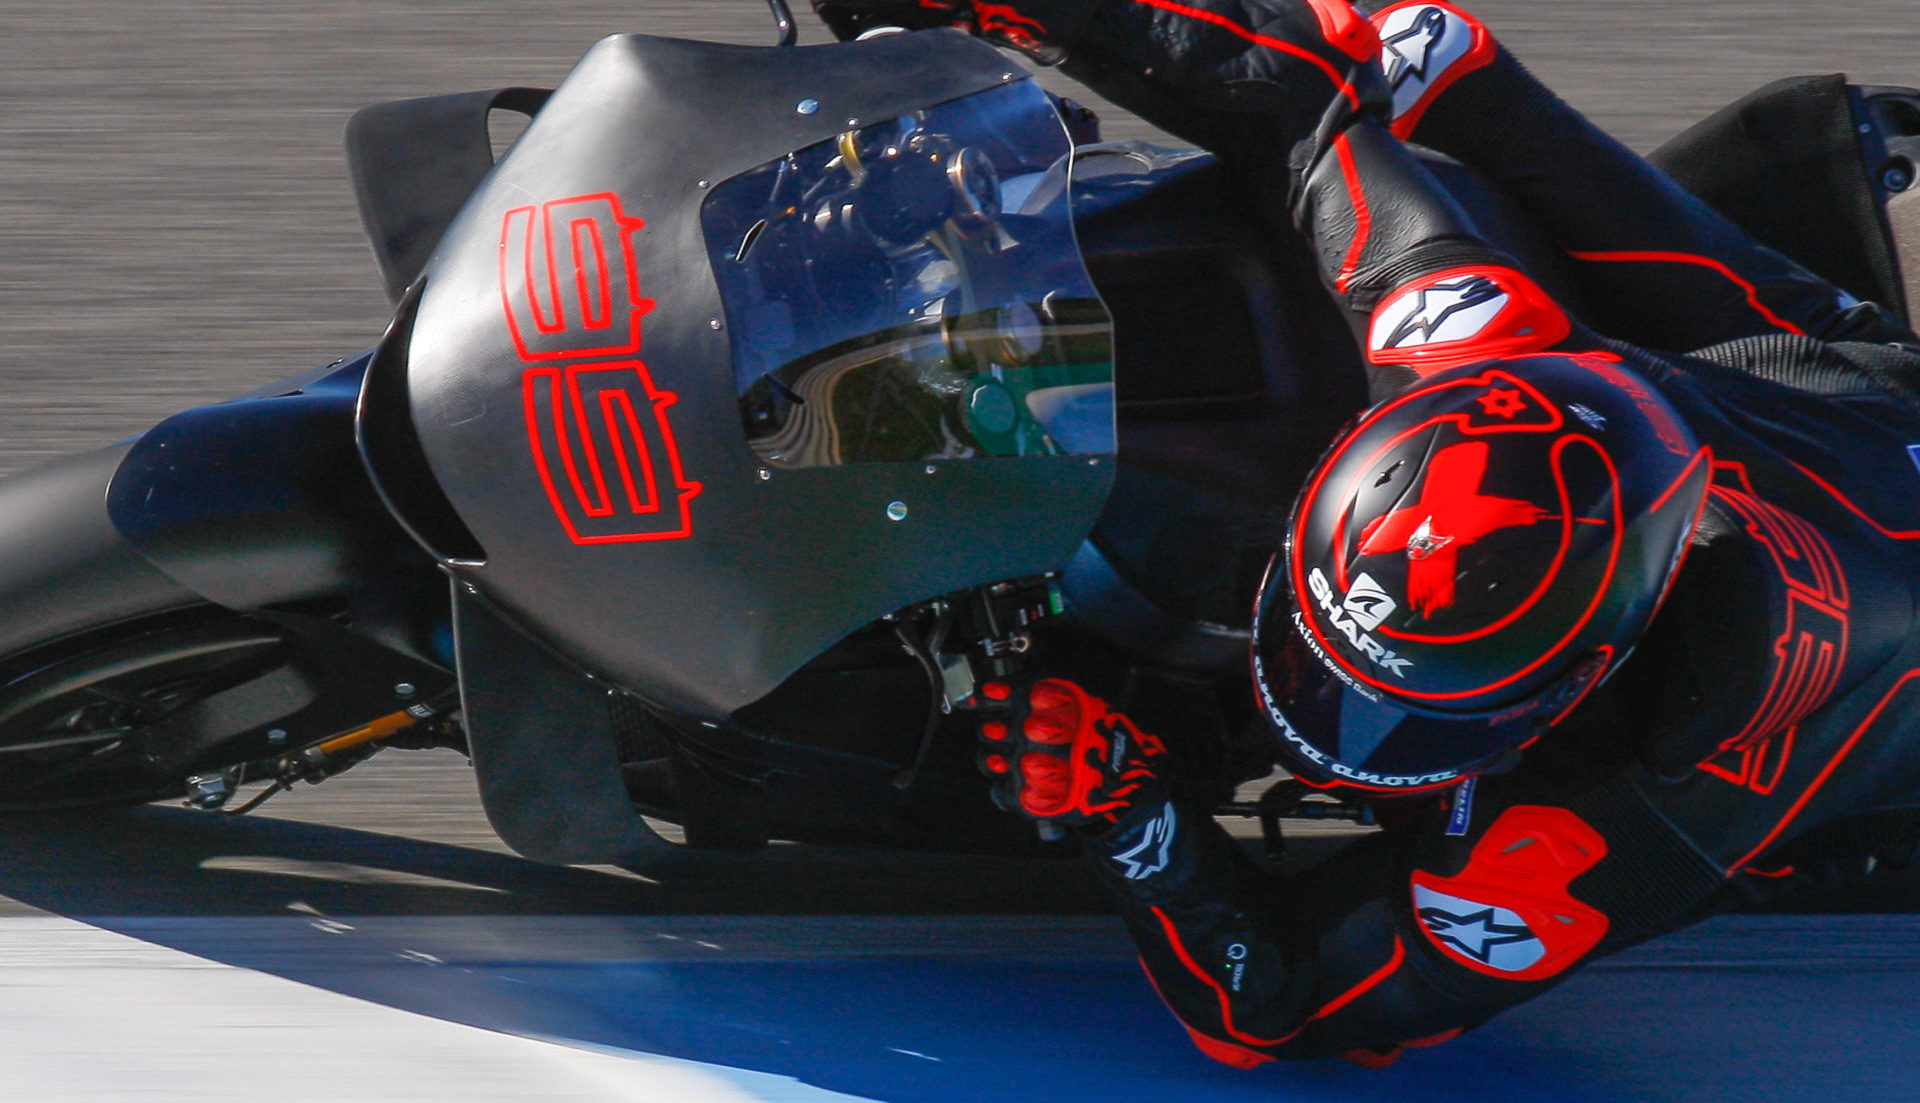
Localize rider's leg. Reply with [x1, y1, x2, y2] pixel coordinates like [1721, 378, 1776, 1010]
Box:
[1361, 0, 1917, 352]
[1034, 0, 1590, 395]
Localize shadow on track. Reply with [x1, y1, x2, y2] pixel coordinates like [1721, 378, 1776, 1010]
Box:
[0, 800, 1116, 918]
[6, 796, 1920, 1100]
[0, 798, 1414, 1103]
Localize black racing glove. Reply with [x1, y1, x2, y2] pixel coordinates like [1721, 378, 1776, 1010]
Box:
[976, 677, 1171, 826]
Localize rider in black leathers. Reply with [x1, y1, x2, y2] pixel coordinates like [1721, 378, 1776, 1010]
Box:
[821, 0, 1920, 1066]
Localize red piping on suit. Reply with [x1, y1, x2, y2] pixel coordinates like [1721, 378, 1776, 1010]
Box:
[1729, 669, 1920, 872]
[1787, 461, 1920, 540]
[1565, 250, 1807, 336]
[1331, 132, 1372, 293]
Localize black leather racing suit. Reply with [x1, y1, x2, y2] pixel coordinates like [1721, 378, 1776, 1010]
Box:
[989, 0, 1920, 1066]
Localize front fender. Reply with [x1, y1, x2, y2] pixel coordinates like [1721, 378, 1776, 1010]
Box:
[106, 353, 448, 661]
[0, 443, 202, 660]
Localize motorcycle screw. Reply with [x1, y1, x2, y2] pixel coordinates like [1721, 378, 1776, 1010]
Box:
[796, 98, 820, 116]
[757, 468, 773, 481]
[886, 501, 909, 522]
[395, 683, 417, 699]
[1886, 164, 1914, 192]
[184, 773, 237, 812]
[266, 728, 288, 746]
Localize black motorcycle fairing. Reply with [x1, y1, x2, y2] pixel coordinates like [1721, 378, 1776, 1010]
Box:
[358, 280, 488, 567]
[106, 353, 450, 666]
[452, 581, 680, 866]
[1650, 75, 1910, 324]
[346, 87, 553, 305]
[396, 31, 1112, 721]
[0, 443, 202, 662]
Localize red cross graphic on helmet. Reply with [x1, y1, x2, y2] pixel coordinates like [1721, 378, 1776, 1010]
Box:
[1251, 355, 1713, 792]
[1357, 441, 1550, 616]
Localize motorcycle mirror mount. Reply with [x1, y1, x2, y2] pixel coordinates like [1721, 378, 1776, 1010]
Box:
[766, 0, 799, 47]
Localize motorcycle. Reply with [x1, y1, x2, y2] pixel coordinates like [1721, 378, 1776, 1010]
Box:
[1, 0, 1917, 869]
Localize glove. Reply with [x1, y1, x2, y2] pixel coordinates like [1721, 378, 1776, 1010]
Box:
[977, 677, 1170, 826]
[811, 0, 973, 42]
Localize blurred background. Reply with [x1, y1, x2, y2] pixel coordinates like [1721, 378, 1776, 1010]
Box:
[1, 0, 1915, 476]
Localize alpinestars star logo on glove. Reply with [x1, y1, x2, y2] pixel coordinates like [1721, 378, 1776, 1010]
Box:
[1112, 802, 1177, 880]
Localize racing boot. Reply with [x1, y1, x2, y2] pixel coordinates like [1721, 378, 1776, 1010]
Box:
[1360, 0, 1904, 350]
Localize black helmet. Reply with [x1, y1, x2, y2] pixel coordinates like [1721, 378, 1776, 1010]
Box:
[1252, 353, 1712, 792]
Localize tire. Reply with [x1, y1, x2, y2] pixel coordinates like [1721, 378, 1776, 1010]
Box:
[0, 610, 298, 811]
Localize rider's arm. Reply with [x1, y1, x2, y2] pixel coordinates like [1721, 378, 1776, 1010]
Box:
[1035, 0, 1591, 396]
[1080, 759, 1733, 1065]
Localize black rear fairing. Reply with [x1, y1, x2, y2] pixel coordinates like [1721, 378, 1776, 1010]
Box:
[382, 30, 1115, 719]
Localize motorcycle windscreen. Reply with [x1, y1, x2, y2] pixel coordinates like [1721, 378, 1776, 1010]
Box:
[703, 85, 1114, 468]
[389, 32, 1115, 719]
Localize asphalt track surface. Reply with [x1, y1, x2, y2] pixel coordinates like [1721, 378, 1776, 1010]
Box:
[5, 1, 1920, 1099]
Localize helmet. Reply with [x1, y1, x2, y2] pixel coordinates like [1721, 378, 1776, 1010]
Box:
[1251, 353, 1712, 792]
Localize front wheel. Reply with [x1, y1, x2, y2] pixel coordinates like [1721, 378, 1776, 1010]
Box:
[0, 610, 308, 810]
[0, 605, 459, 812]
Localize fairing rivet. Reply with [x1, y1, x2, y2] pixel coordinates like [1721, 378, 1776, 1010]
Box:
[846, 117, 859, 127]
[709, 317, 724, 330]
[1886, 166, 1913, 192]
[395, 683, 417, 699]
[1001, 72, 1014, 81]
[697, 179, 710, 189]
[758, 468, 773, 481]
[266, 729, 288, 746]
[887, 501, 910, 522]
[924, 464, 937, 475]
[797, 98, 820, 115]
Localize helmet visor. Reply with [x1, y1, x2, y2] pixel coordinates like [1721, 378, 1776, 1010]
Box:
[1253, 604, 1603, 792]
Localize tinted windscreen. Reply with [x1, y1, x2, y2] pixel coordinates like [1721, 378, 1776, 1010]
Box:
[703, 80, 1114, 467]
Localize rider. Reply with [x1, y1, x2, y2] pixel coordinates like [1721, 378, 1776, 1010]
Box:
[817, 0, 1920, 1066]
